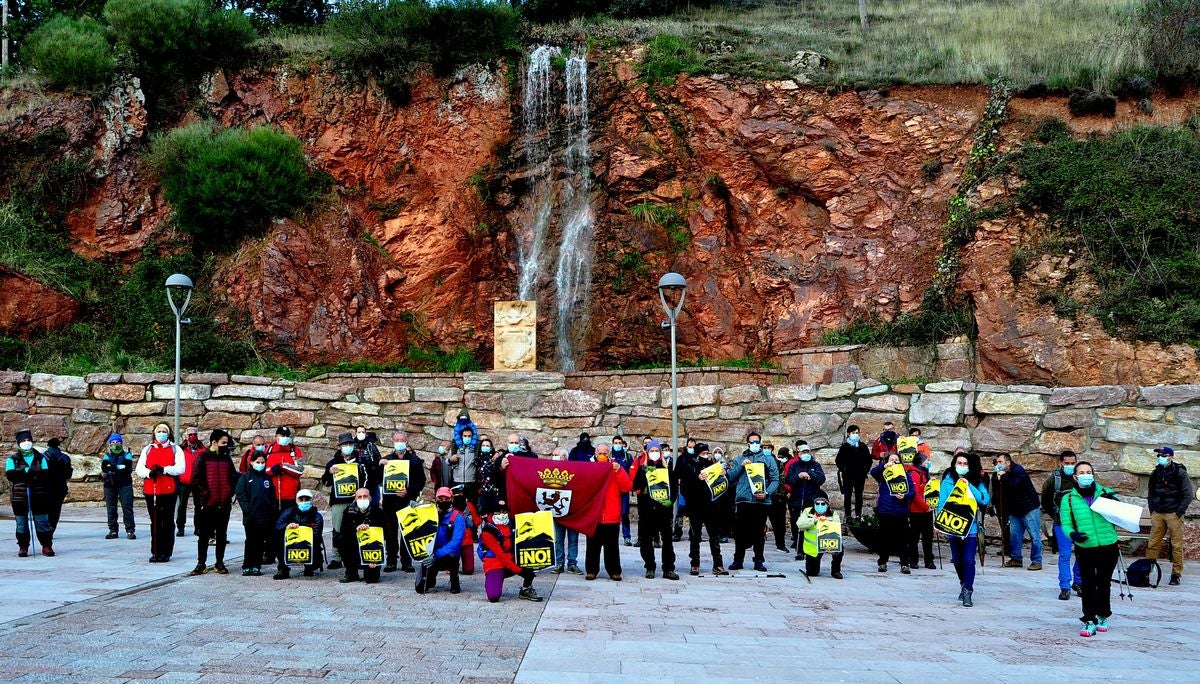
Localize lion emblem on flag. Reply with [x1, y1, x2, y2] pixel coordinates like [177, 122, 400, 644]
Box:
[535, 488, 572, 517]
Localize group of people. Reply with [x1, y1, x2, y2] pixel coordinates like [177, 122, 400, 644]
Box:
[5, 412, 1195, 627]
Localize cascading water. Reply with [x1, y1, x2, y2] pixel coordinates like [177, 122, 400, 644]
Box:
[516, 45, 558, 301]
[553, 51, 594, 372]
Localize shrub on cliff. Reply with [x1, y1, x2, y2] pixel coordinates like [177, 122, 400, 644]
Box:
[148, 122, 327, 246]
[22, 16, 116, 92]
[638, 33, 706, 85]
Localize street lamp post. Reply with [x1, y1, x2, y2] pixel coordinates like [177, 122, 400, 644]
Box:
[165, 274, 193, 442]
[657, 272, 687, 463]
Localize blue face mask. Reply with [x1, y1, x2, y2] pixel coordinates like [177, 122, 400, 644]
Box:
[508, 443, 520, 453]
[800, 454, 812, 462]
[763, 448, 773, 457]
[748, 443, 762, 453]
[848, 434, 860, 446]
[613, 445, 624, 452]
[297, 501, 313, 512]
[1157, 456, 1170, 467]
[1063, 464, 1075, 476]
[252, 463, 266, 472]
[341, 445, 355, 456]
[814, 503, 828, 514]
[278, 437, 292, 447]
[955, 465, 969, 476]
[480, 446, 492, 454]
[1076, 474, 1095, 488]
[994, 464, 1005, 474]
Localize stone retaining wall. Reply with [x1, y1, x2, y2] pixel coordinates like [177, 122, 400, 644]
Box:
[777, 341, 976, 384]
[2, 370, 1198, 556]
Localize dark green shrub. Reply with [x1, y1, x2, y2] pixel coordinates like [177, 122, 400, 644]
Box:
[1032, 118, 1070, 143]
[1140, 0, 1200, 80]
[638, 33, 706, 85]
[22, 16, 115, 91]
[149, 122, 326, 246]
[1066, 88, 1116, 117]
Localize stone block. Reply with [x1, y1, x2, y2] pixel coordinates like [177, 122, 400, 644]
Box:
[609, 387, 660, 406]
[846, 412, 907, 440]
[1139, 385, 1200, 407]
[530, 390, 603, 418]
[1029, 430, 1086, 456]
[662, 384, 721, 408]
[507, 417, 545, 431]
[268, 399, 326, 411]
[0, 371, 30, 383]
[120, 416, 170, 434]
[719, 385, 764, 404]
[359, 386, 412, 403]
[68, 454, 103, 479]
[259, 410, 316, 428]
[1, 413, 67, 440]
[462, 372, 564, 392]
[122, 372, 173, 384]
[230, 374, 273, 385]
[854, 384, 889, 396]
[66, 427, 111, 455]
[797, 400, 856, 415]
[891, 384, 922, 394]
[1097, 407, 1166, 421]
[766, 385, 818, 402]
[917, 425, 971, 453]
[763, 414, 825, 436]
[29, 373, 88, 398]
[33, 396, 111, 411]
[464, 392, 501, 412]
[501, 393, 539, 414]
[412, 386, 464, 403]
[203, 399, 267, 414]
[0, 397, 28, 412]
[679, 406, 718, 420]
[936, 342, 972, 360]
[975, 392, 1047, 415]
[909, 393, 963, 425]
[211, 384, 285, 400]
[1043, 410, 1095, 430]
[685, 420, 762, 443]
[924, 381, 963, 393]
[382, 402, 447, 417]
[1006, 384, 1053, 395]
[817, 382, 855, 399]
[305, 425, 326, 439]
[71, 408, 112, 424]
[199, 412, 254, 430]
[1049, 386, 1127, 408]
[151, 384, 212, 401]
[718, 405, 744, 420]
[747, 401, 799, 415]
[1174, 407, 1200, 427]
[118, 401, 167, 416]
[295, 382, 353, 400]
[1106, 420, 1199, 446]
[936, 358, 974, 380]
[542, 417, 597, 430]
[1017, 453, 1062, 473]
[829, 364, 864, 383]
[856, 394, 909, 413]
[330, 401, 381, 416]
[85, 373, 122, 384]
[93, 384, 147, 402]
[63, 481, 107, 504]
[972, 415, 1041, 452]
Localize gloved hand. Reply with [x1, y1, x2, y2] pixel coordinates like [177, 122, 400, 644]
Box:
[421, 553, 435, 569]
[1069, 531, 1088, 543]
[150, 465, 164, 477]
[270, 465, 283, 476]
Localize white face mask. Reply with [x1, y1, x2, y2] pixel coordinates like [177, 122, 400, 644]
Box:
[356, 432, 367, 441]
[18, 440, 33, 451]
[493, 514, 510, 526]
[355, 499, 370, 510]
[648, 451, 661, 462]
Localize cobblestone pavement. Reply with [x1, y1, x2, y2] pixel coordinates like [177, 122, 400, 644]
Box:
[2, 506, 1199, 682]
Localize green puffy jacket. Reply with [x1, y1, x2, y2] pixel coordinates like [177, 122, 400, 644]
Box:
[1059, 485, 1119, 548]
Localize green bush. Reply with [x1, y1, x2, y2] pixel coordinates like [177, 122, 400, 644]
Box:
[638, 33, 706, 85]
[1140, 0, 1200, 81]
[1016, 125, 1200, 346]
[148, 122, 326, 246]
[820, 307, 975, 347]
[22, 16, 115, 91]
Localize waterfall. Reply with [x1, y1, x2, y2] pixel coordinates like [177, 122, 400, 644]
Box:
[553, 51, 594, 372]
[516, 45, 558, 302]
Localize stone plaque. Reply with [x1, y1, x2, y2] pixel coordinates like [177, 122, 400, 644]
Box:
[494, 301, 537, 371]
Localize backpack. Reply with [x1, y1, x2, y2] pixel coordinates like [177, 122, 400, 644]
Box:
[1124, 558, 1161, 588]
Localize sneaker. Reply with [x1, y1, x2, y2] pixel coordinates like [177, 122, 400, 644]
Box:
[1170, 574, 1181, 586]
[663, 570, 680, 580]
[925, 562, 936, 570]
[42, 547, 55, 557]
[1004, 559, 1022, 568]
[249, 568, 262, 576]
[566, 565, 583, 575]
[339, 575, 359, 584]
[753, 562, 768, 572]
[878, 563, 888, 573]
[1072, 583, 1083, 596]
[728, 562, 743, 571]
[214, 563, 229, 575]
[900, 565, 911, 575]
[328, 560, 343, 571]
[831, 571, 844, 580]
[449, 586, 461, 594]
[776, 545, 789, 552]
[519, 587, 543, 602]
[127, 532, 136, 540]
[689, 566, 700, 576]
[720, 537, 729, 543]
[105, 532, 118, 540]
[551, 565, 565, 574]
[1096, 617, 1109, 632]
[190, 563, 207, 576]
[645, 570, 656, 579]
[958, 587, 966, 602]
[1058, 589, 1071, 601]
[585, 573, 596, 581]
[1080, 621, 1097, 637]
[1028, 562, 1042, 571]
[241, 568, 253, 576]
[623, 538, 633, 547]
[712, 567, 728, 576]
[962, 590, 973, 607]
[794, 554, 803, 561]
[610, 574, 621, 581]
[18, 547, 28, 558]
[273, 569, 290, 580]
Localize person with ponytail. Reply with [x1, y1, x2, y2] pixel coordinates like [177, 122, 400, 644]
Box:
[937, 451, 991, 607]
[1058, 462, 1120, 637]
[135, 423, 186, 563]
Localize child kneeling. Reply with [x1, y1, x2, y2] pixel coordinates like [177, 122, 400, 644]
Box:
[478, 501, 543, 603]
[796, 496, 844, 579]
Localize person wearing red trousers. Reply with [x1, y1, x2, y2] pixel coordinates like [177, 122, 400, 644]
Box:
[135, 423, 186, 563]
[478, 501, 543, 602]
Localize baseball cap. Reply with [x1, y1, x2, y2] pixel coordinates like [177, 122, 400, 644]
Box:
[436, 487, 454, 498]
[1154, 446, 1175, 457]
[296, 489, 314, 501]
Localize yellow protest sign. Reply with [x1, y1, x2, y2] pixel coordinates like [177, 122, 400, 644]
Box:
[701, 462, 729, 501]
[924, 476, 941, 511]
[897, 437, 919, 464]
[746, 462, 766, 494]
[514, 510, 555, 570]
[399, 504, 438, 561]
[357, 526, 385, 565]
[646, 466, 671, 506]
[883, 463, 909, 496]
[816, 518, 843, 554]
[332, 463, 360, 499]
[382, 459, 410, 495]
[284, 525, 314, 566]
[935, 477, 978, 537]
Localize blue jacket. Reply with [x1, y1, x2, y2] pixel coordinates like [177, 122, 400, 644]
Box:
[785, 458, 827, 510]
[727, 450, 780, 505]
[433, 507, 467, 560]
[936, 473, 991, 536]
[871, 462, 914, 516]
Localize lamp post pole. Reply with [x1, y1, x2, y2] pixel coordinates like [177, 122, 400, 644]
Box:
[657, 272, 687, 461]
[165, 274, 193, 441]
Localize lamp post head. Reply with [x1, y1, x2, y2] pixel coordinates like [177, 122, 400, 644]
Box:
[657, 272, 686, 292]
[657, 272, 687, 321]
[165, 273, 193, 318]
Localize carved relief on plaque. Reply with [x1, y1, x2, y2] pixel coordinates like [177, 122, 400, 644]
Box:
[494, 301, 537, 371]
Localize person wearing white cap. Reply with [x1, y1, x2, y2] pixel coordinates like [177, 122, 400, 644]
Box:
[274, 489, 324, 579]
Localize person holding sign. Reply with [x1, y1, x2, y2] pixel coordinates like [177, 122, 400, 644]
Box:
[321, 433, 367, 571]
[904, 453, 936, 571]
[479, 501, 544, 602]
[416, 488, 467, 594]
[726, 432, 780, 572]
[380, 431, 426, 573]
[339, 488, 385, 584]
[796, 496, 844, 579]
[784, 444, 826, 560]
[936, 453, 990, 607]
[274, 489, 324, 579]
[1058, 462, 1121, 637]
[677, 443, 728, 576]
[871, 452, 915, 574]
[631, 442, 680, 580]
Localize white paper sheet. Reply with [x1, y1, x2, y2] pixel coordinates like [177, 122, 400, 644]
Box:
[1089, 496, 1143, 533]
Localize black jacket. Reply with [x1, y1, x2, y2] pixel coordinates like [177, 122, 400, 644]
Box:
[785, 458, 827, 510]
[101, 450, 136, 489]
[235, 469, 279, 525]
[321, 454, 369, 503]
[632, 460, 678, 512]
[1148, 462, 1193, 516]
[997, 463, 1040, 518]
[835, 441, 872, 479]
[677, 452, 720, 511]
[44, 446, 72, 497]
[380, 448, 427, 507]
[339, 502, 386, 564]
[276, 505, 326, 567]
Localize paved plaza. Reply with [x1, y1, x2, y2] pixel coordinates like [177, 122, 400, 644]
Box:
[1, 505, 1198, 682]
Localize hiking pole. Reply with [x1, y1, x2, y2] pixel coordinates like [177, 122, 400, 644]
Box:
[1116, 547, 1133, 602]
[27, 481, 36, 558]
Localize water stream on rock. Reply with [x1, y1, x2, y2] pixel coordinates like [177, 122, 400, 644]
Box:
[516, 44, 557, 302]
[553, 51, 594, 372]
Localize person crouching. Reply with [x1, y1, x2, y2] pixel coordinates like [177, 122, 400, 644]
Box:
[797, 496, 843, 579]
[339, 488, 385, 584]
[478, 501, 543, 602]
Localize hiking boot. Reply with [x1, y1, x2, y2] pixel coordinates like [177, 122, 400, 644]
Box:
[776, 545, 789, 552]
[214, 563, 229, 575]
[190, 563, 207, 576]
[566, 565, 583, 575]
[878, 563, 888, 573]
[1072, 583, 1083, 596]
[42, 546, 55, 557]
[1004, 559, 1022, 568]
[551, 565, 565, 574]
[925, 561, 937, 570]
[273, 568, 290, 580]
[449, 585, 461, 594]
[328, 560, 343, 571]
[384, 564, 397, 573]
[900, 565, 911, 575]
[728, 562, 743, 571]
[623, 537, 632, 547]
[610, 574, 621, 581]
[519, 587, 543, 602]
[241, 568, 253, 576]
[1170, 574, 1181, 586]
[105, 532, 118, 540]
[1096, 617, 1109, 632]
[689, 566, 700, 576]
[249, 568, 262, 576]
[962, 590, 973, 607]
[663, 570, 680, 580]
[958, 586, 966, 602]
[831, 571, 844, 580]
[127, 532, 136, 540]
[339, 575, 359, 583]
[1080, 621, 1096, 637]
[1058, 589, 1071, 600]
[753, 562, 768, 572]
[794, 553, 803, 561]
[585, 573, 597, 581]
[712, 567, 728, 576]
[645, 570, 656, 579]
[1028, 562, 1042, 571]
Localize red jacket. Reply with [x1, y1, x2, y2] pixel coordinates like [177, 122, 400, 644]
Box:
[906, 464, 932, 514]
[193, 451, 239, 507]
[264, 444, 304, 504]
[479, 522, 522, 574]
[180, 443, 206, 485]
[600, 465, 633, 524]
[137, 443, 184, 496]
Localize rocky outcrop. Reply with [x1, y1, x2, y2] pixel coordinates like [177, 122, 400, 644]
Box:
[0, 267, 80, 337]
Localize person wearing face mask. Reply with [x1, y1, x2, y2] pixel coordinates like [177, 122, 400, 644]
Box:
[766, 445, 791, 552]
[584, 443, 633, 581]
[785, 444, 826, 559]
[937, 452, 990, 606]
[797, 496, 844, 579]
[835, 425, 871, 519]
[478, 501, 543, 602]
[235, 451, 278, 576]
[415, 487, 467, 594]
[264, 427, 305, 518]
[353, 425, 383, 502]
[610, 436, 636, 546]
[903, 453, 936, 570]
[871, 452, 915, 574]
[449, 425, 480, 504]
[568, 432, 595, 462]
[993, 454, 1043, 571]
[452, 411, 478, 453]
[630, 441, 680, 580]
[712, 447, 734, 543]
[677, 442, 727, 576]
[239, 435, 267, 474]
[1146, 446, 1191, 587]
[339, 488, 386, 584]
[1041, 450, 1083, 600]
[274, 489, 324, 579]
[6, 429, 55, 557]
[430, 440, 453, 491]
[872, 421, 899, 461]
[176, 427, 205, 538]
[725, 432, 780, 572]
[136, 423, 187, 563]
[478, 435, 515, 516]
[547, 447, 581, 575]
[101, 434, 136, 540]
[42, 438, 71, 535]
[1059, 462, 1120, 637]
[379, 431, 426, 573]
[321, 433, 367, 571]
[190, 430, 240, 576]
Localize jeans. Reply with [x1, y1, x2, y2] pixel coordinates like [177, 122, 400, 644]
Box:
[1008, 509, 1043, 563]
[1053, 524, 1083, 590]
[949, 534, 978, 591]
[620, 494, 631, 539]
[554, 522, 579, 568]
[104, 484, 135, 533]
[1076, 543, 1119, 623]
[14, 511, 52, 547]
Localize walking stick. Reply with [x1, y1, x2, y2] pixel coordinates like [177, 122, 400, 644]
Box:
[1115, 547, 1133, 601]
[27, 482, 36, 558]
